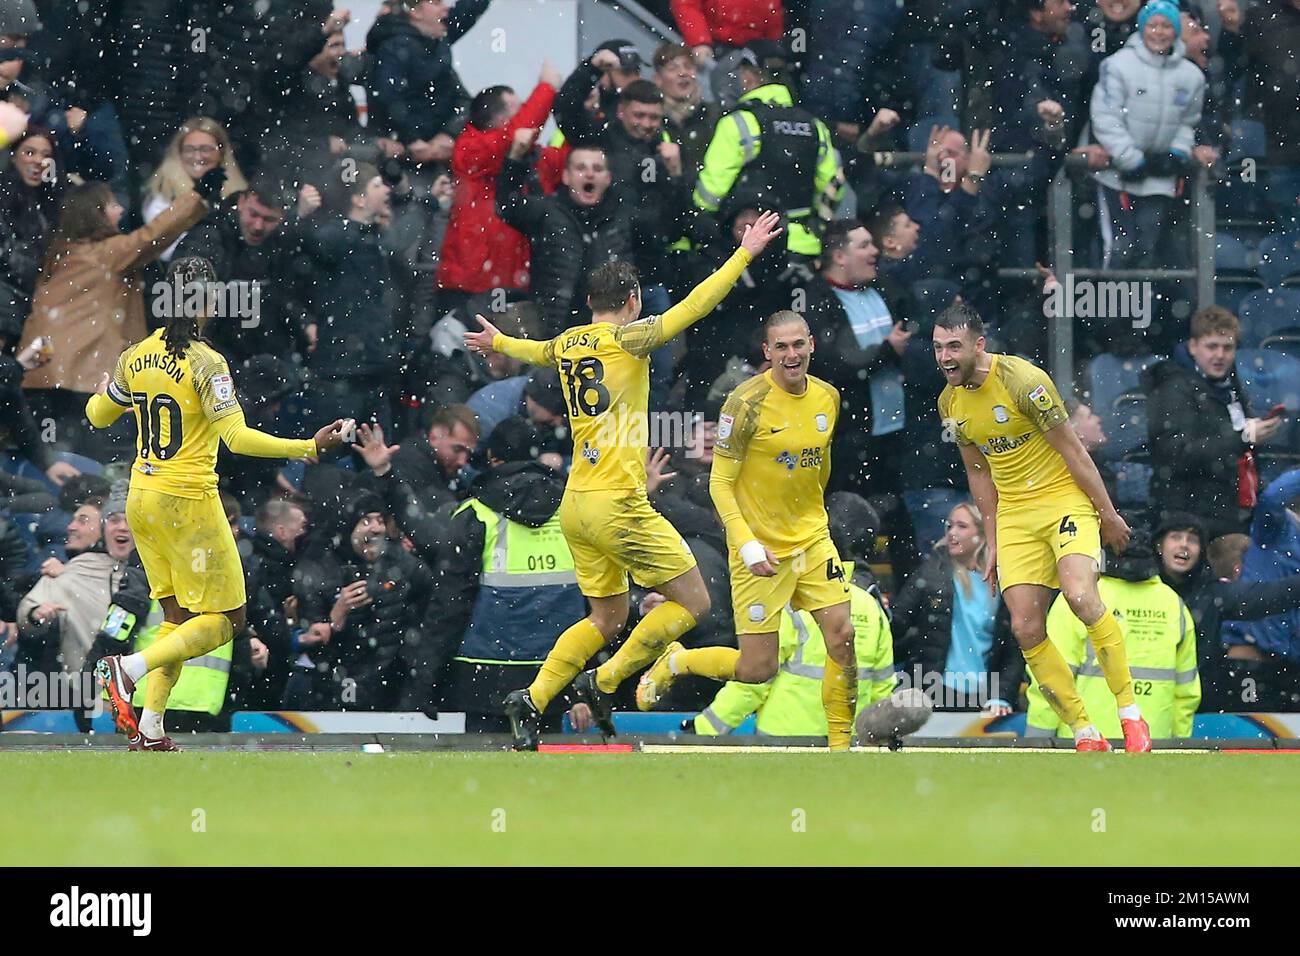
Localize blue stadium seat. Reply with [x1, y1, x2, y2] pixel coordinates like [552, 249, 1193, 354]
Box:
[1112, 459, 1152, 510]
[1258, 232, 1300, 291]
[1215, 232, 1258, 273]
[1108, 392, 1149, 461]
[1225, 119, 1267, 163]
[1237, 349, 1300, 452]
[910, 278, 960, 326]
[906, 116, 961, 153]
[1215, 277, 1265, 316]
[1087, 353, 1161, 459]
[1237, 289, 1300, 349]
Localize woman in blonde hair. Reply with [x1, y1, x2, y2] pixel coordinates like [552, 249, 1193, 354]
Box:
[142, 117, 247, 262]
[891, 501, 1024, 715]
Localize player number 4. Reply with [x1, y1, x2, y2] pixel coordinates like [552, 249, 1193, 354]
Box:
[1059, 515, 1077, 537]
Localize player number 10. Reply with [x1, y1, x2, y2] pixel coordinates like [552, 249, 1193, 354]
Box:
[131, 391, 184, 460]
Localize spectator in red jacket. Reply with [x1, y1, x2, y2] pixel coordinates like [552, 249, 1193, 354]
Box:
[436, 62, 567, 313]
[671, 0, 784, 109]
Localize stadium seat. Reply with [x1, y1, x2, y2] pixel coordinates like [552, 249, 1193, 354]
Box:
[1215, 276, 1265, 316]
[1237, 349, 1300, 452]
[1237, 289, 1300, 349]
[1225, 119, 1267, 163]
[1215, 232, 1258, 274]
[1112, 459, 1152, 510]
[910, 278, 960, 327]
[1087, 353, 1161, 459]
[1258, 232, 1300, 291]
[906, 116, 961, 153]
[1107, 391, 1149, 461]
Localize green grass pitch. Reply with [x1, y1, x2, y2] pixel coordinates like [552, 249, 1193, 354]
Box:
[4, 751, 1295, 866]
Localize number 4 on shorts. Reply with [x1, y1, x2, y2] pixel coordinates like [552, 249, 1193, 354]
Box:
[1059, 515, 1078, 537]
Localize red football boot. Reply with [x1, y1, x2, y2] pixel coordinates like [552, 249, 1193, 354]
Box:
[1121, 717, 1153, 753]
[128, 733, 182, 752]
[95, 655, 138, 738]
[1075, 735, 1113, 752]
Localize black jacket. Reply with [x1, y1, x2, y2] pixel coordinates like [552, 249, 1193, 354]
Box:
[1242, 0, 1300, 165]
[496, 157, 669, 335]
[891, 553, 1024, 708]
[303, 216, 398, 379]
[0, 354, 55, 472]
[1144, 345, 1253, 534]
[365, 4, 487, 143]
[294, 535, 439, 712]
[424, 462, 568, 712]
[0, 163, 58, 343]
[172, 200, 314, 363]
[1165, 561, 1300, 711]
[231, 532, 297, 710]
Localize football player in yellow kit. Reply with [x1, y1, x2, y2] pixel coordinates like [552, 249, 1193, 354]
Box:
[87, 257, 347, 750]
[634, 311, 860, 751]
[932, 302, 1150, 752]
[464, 212, 783, 750]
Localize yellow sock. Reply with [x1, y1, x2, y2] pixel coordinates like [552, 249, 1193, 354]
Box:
[670, 646, 739, 680]
[1085, 609, 1136, 709]
[528, 618, 605, 712]
[822, 656, 856, 751]
[1023, 639, 1092, 733]
[141, 613, 233, 671]
[595, 601, 696, 693]
[142, 622, 182, 713]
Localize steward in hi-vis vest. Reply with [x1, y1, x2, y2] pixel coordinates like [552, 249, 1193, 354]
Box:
[426, 419, 585, 730]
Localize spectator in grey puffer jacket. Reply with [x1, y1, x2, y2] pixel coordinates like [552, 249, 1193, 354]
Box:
[1090, 1, 1205, 272]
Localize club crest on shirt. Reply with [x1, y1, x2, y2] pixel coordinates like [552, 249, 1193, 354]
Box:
[748, 603, 766, 623]
[1027, 384, 1053, 411]
[815, 413, 828, 432]
[992, 404, 1009, 423]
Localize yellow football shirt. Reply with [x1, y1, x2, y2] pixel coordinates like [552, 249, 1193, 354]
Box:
[102, 330, 314, 498]
[711, 369, 840, 557]
[937, 353, 1079, 505]
[493, 247, 752, 492]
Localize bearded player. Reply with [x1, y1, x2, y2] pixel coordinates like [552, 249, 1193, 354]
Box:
[87, 257, 348, 750]
[464, 212, 783, 750]
[634, 311, 859, 751]
[932, 302, 1150, 752]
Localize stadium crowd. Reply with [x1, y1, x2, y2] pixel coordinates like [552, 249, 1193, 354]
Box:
[2, 0, 1300, 733]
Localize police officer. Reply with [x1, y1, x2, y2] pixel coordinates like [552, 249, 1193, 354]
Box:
[425, 417, 585, 731]
[1026, 524, 1200, 741]
[692, 40, 844, 275]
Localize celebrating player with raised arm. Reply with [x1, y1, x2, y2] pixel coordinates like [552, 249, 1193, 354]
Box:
[932, 302, 1149, 752]
[634, 311, 859, 751]
[86, 257, 349, 751]
[464, 211, 783, 750]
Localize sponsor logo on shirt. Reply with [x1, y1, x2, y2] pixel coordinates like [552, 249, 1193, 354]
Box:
[718, 414, 734, 440]
[1027, 384, 1054, 411]
[211, 373, 234, 402]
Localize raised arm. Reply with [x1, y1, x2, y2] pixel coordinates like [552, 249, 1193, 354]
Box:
[619, 211, 783, 359]
[463, 313, 556, 367]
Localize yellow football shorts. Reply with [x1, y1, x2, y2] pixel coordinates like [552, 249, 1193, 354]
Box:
[127, 486, 247, 613]
[996, 494, 1101, 591]
[730, 534, 850, 635]
[558, 487, 697, 597]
